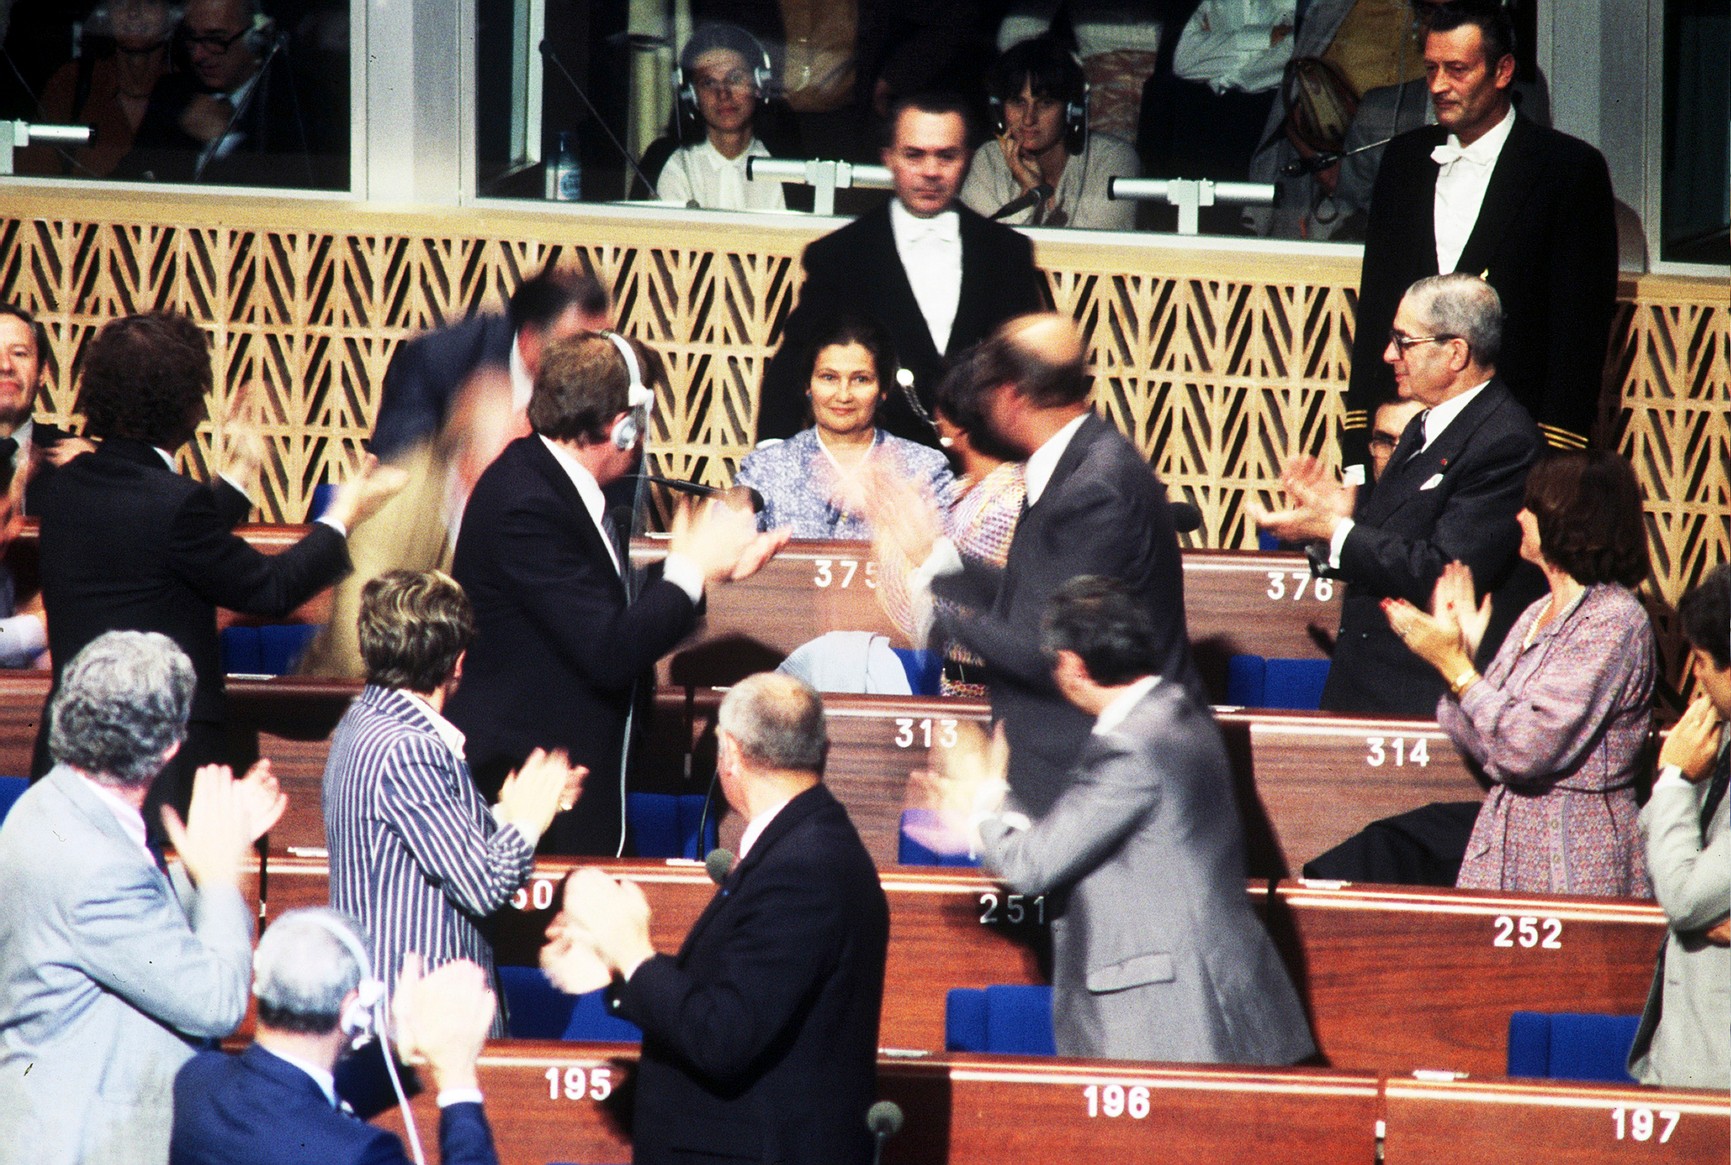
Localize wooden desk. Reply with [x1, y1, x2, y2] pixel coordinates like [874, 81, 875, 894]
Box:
[1381, 1076, 1729, 1164]
[369, 1042, 1383, 1165]
[1265, 882, 1665, 1077]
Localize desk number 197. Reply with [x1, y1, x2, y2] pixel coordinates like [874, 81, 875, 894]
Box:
[1610, 1107, 1678, 1143]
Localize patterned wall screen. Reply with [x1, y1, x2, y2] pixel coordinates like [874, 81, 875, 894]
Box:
[2, 190, 1725, 692]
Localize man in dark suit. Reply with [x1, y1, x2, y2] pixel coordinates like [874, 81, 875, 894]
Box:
[756, 93, 1047, 447]
[1257, 273, 1544, 717]
[874, 313, 1200, 817]
[446, 333, 784, 854]
[938, 577, 1314, 1064]
[1341, 3, 1615, 478]
[32, 312, 401, 827]
[171, 908, 501, 1165]
[0, 303, 87, 514]
[369, 268, 611, 462]
[546, 673, 889, 1165]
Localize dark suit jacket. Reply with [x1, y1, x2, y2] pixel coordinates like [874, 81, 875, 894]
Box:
[446, 435, 699, 854]
[33, 437, 350, 772]
[370, 314, 516, 461]
[934, 413, 1202, 817]
[171, 1044, 498, 1165]
[611, 784, 889, 1165]
[757, 203, 1046, 446]
[1318, 380, 1545, 716]
[1346, 115, 1617, 463]
[19, 419, 73, 516]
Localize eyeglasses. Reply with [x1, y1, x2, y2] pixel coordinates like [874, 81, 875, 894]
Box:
[183, 26, 246, 52]
[1367, 431, 1402, 452]
[1387, 330, 1458, 354]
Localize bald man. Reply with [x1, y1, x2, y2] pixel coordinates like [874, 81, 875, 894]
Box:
[878, 313, 1201, 816]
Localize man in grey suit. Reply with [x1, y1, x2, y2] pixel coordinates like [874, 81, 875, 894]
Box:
[1628, 564, 1730, 1089]
[0, 630, 283, 1165]
[939, 577, 1314, 1064]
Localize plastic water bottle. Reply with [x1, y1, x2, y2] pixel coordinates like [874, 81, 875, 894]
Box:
[547, 132, 581, 201]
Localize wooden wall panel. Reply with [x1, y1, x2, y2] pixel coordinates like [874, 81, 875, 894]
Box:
[1, 188, 1724, 646]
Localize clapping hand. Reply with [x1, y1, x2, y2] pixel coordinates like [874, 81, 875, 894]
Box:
[668, 497, 788, 584]
[556, 867, 656, 980]
[1432, 562, 1491, 658]
[903, 722, 1010, 857]
[1251, 456, 1353, 543]
[161, 760, 285, 888]
[497, 748, 585, 843]
[392, 954, 495, 1091]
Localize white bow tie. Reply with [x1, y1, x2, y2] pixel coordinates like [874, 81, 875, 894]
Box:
[1431, 141, 1484, 168]
[905, 213, 959, 245]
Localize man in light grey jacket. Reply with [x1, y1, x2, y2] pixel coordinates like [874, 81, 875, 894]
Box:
[945, 575, 1315, 1064]
[1628, 564, 1730, 1089]
[0, 631, 282, 1165]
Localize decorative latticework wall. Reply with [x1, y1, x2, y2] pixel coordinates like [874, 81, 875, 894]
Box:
[2, 188, 1726, 672]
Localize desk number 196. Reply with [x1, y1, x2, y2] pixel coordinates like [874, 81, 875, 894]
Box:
[1084, 1083, 1151, 1119]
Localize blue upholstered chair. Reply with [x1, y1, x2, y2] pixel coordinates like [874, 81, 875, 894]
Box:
[945, 985, 1055, 1055]
[1507, 1011, 1641, 1083]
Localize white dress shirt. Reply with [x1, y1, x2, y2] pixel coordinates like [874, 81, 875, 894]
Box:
[656, 138, 786, 212]
[737, 792, 797, 861]
[1432, 105, 1516, 273]
[1093, 675, 1160, 735]
[83, 775, 151, 861]
[888, 200, 963, 355]
[1024, 413, 1089, 507]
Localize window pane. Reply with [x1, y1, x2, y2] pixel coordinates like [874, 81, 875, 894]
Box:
[1660, 0, 1730, 264]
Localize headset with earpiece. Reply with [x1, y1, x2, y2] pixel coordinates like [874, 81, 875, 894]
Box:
[242, 10, 275, 55]
[603, 331, 654, 451]
[673, 24, 774, 140]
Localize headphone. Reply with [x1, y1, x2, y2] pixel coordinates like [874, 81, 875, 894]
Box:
[603, 331, 654, 451]
[292, 912, 386, 1049]
[242, 10, 275, 55]
[674, 24, 774, 137]
[988, 44, 1089, 154]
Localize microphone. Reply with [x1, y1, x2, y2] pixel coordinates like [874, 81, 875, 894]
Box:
[630, 473, 765, 513]
[704, 847, 735, 886]
[867, 1100, 904, 1165]
[1280, 134, 1398, 178]
[539, 39, 665, 200]
[1169, 500, 1202, 534]
[990, 183, 1054, 221]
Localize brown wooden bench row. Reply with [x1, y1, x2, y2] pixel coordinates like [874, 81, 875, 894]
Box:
[366, 1041, 1728, 1165]
[6, 528, 1340, 701]
[260, 857, 1666, 1080]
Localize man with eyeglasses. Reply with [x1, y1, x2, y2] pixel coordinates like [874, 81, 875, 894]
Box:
[653, 23, 786, 212]
[1340, 2, 1615, 481]
[1255, 272, 1543, 716]
[123, 0, 329, 188]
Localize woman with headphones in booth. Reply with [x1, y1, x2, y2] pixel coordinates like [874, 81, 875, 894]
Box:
[960, 34, 1140, 231]
[653, 22, 786, 212]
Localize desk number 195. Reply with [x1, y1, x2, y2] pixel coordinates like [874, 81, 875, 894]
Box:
[545, 1066, 612, 1101]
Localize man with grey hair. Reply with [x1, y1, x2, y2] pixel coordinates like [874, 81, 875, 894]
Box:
[0, 630, 281, 1165]
[545, 673, 889, 1165]
[1256, 273, 1544, 716]
[171, 908, 502, 1164]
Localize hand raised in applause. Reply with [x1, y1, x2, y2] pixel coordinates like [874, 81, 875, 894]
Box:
[161, 759, 285, 889]
[218, 380, 269, 499]
[862, 461, 945, 569]
[1251, 456, 1353, 544]
[558, 867, 656, 980]
[668, 496, 788, 584]
[497, 748, 584, 845]
[904, 721, 1010, 857]
[41, 435, 96, 468]
[322, 453, 409, 531]
[391, 954, 495, 1092]
[1431, 561, 1491, 659]
[1658, 696, 1724, 782]
[540, 900, 612, 996]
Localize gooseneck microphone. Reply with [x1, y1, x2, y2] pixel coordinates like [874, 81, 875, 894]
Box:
[629, 473, 765, 513]
[866, 1100, 904, 1165]
[539, 39, 664, 200]
[990, 183, 1054, 221]
[704, 847, 736, 886]
[1281, 134, 1399, 178]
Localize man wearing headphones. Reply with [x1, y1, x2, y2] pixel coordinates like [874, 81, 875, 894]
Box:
[960, 35, 1139, 231]
[171, 908, 502, 1165]
[447, 332, 787, 854]
[654, 22, 786, 212]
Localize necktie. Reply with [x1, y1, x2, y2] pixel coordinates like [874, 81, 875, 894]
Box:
[1700, 742, 1729, 842]
[1387, 409, 1429, 471]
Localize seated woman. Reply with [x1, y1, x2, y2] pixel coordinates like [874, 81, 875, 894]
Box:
[1385, 449, 1656, 897]
[737, 315, 953, 539]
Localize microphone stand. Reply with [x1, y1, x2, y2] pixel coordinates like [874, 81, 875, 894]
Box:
[538, 39, 663, 200]
[192, 33, 290, 183]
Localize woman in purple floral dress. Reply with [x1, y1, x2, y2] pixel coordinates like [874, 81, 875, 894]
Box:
[1385, 450, 1655, 897]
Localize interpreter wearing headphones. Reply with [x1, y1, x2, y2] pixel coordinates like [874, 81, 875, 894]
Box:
[446, 332, 788, 855]
[171, 908, 503, 1165]
[960, 35, 1139, 230]
[655, 22, 785, 211]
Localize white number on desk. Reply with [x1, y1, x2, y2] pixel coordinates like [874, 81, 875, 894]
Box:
[510, 878, 557, 912]
[544, 1066, 613, 1101]
[1365, 736, 1430, 767]
[1264, 572, 1334, 602]
[1492, 915, 1563, 949]
[813, 558, 874, 589]
[1611, 1107, 1679, 1143]
[894, 717, 959, 749]
[979, 892, 1046, 925]
[1083, 1083, 1151, 1119]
